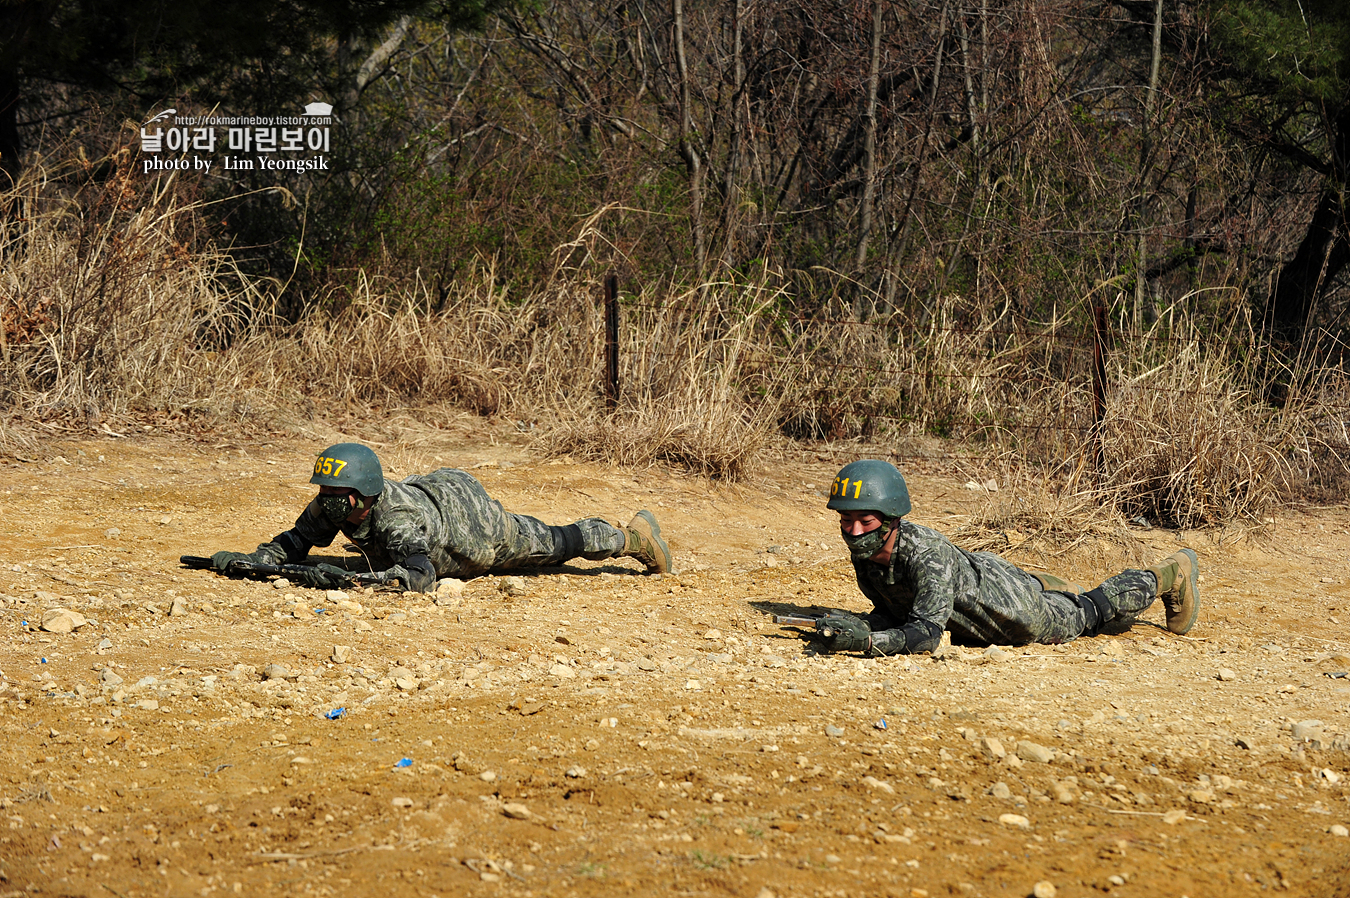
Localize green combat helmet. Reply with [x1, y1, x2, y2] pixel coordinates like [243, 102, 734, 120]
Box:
[310, 443, 385, 497]
[827, 459, 911, 519]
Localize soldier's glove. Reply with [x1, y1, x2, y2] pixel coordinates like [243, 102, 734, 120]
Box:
[210, 551, 253, 572]
[294, 563, 352, 590]
[818, 611, 872, 653]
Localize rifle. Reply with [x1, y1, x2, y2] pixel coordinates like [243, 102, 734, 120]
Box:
[179, 555, 398, 589]
[771, 614, 841, 637]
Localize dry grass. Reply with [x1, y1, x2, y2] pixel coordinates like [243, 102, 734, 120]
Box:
[2, 151, 1347, 512]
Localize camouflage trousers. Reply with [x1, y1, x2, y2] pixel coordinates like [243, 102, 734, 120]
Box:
[494, 515, 626, 571]
[1022, 569, 1159, 642]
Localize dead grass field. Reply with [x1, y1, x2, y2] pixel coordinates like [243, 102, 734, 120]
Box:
[1, 421, 1349, 898]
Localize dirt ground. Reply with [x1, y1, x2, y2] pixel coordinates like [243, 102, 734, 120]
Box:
[2, 420, 1349, 898]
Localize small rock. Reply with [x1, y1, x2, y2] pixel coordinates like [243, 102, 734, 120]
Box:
[479, 771, 497, 783]
[1235, 735, 1255, 750]
[549, 664, 576, 679]
[291, 605, 313, 619]
[391, 797, 414, 808]
[169, 597, 188, 617]
[636, 658, 658, 671]
[136, 699, 159, 711]
[272, 579, 290, 590]
[981, 646, 1012, 663]
[103, 527, 121, 539]
[354, 620, 373, 632]
[1292, 720, 1324, 741]
[684, 679, 702, 690]
[332, 645, 352, 664]
[1321, 768, 1342, 785]
[980, 736, 1006, 760]
[100, 669, 124, 687]
[1330, 824, 1349, 837]
[40, 609, 88, 634]
[1107, 875, 1126, 887]
[97, 638, 113, 651]
[1162, 809, 1187, 824]
[500, 576, 527, 596]
[394, 677, 418, 691]
[862, 776, 895, 794]
[989, 782, 1012, 800]
[755, 889, 777, 898]
[502, 802, 531, 819]
[325, 589, 349, 602]
[998, 813, 1030, 829]
[703, 629, 723, 640]
[1051, 781, 1078, 804]
[1187, 789, 1216, 804]
[1217, 668, 1237, 681]
[1033, 882, 1057, 898]
[1015, 741, 1055, 763]
[336, 599, 363, 614]
[565, 765, 587, 778]
[825, 725, 845, 738]
[262, 663, 296, 681]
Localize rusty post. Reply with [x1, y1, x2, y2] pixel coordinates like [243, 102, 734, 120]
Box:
[1092, 302, 1109, 482]
[605, 274, 619, 413]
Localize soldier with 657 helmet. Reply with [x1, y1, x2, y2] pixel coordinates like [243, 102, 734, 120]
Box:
[206, 443, 673, 591]
[814, 459, 1200, 655]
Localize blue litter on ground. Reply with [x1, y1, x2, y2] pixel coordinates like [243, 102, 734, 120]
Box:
[874, 718, 887, 730]
[40, 657, 47, 664]
[395, 757, 413, 768]
[325, 708, 346, 720]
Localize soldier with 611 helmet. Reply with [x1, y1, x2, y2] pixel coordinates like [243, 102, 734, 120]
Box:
[206, 443, 673, 591]
[814, 459, 1200, 655]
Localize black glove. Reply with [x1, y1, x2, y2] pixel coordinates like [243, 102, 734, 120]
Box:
[210, 551, 253, 572]
[293, 563, 353, 590]
[818, 611, 872, 653]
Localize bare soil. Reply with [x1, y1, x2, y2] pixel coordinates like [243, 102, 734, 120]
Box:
[2, 422, 1349, 898]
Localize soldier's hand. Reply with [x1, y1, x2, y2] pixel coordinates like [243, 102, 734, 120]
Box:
[818, 611, 872, 653]
[294, 563, 352, 590]
[210, 551, 253, 572]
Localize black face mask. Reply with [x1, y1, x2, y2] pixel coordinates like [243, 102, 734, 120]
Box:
[317, 493, 354, 525]
[841, 521, 893, 562]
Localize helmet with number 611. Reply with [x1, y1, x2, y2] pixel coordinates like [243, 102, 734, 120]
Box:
[310, 443, 384, 497]
[826, 459, 911, 519]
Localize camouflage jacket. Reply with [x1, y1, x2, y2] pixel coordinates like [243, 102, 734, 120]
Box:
[853, 520, 1061, 653]
[257, 468, 512, 579]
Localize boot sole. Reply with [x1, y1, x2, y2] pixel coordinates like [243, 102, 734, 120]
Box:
[1166, 548, 1200, 635]
[633, 510, 674, 574]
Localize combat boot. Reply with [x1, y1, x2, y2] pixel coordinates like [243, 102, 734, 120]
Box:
[622, 510, 673, 574]
[1148, 548, 1200, 635]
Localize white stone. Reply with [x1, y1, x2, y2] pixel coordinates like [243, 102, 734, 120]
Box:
[40, 608, 87, 634]
[502, 803, 531, 819]
[1015, 741, 1055, 763]
[1329, 824, 1349, 837]
[332, 645, 352, 664]
[1033, 882, 1056, 898]
[998, 813, 1030, 829]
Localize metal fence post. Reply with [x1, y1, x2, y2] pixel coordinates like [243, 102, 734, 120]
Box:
[605, 274, 619, 413]
[1092, 302, 1109, 484]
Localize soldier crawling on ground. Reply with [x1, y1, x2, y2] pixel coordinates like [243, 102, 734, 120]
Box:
[204, 443, 672, 591]
[805, 459, 1200, 656]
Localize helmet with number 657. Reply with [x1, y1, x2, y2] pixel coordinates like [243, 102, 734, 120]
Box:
[310, 443, 384, 497]
[826, 459, 911, 519]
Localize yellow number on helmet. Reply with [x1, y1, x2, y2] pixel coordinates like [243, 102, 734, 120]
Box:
[333, 459, 347, 476]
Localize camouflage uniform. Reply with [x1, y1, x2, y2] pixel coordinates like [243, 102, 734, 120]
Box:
[855, 521, 1157, 654]
[250, 468, 626, 579]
